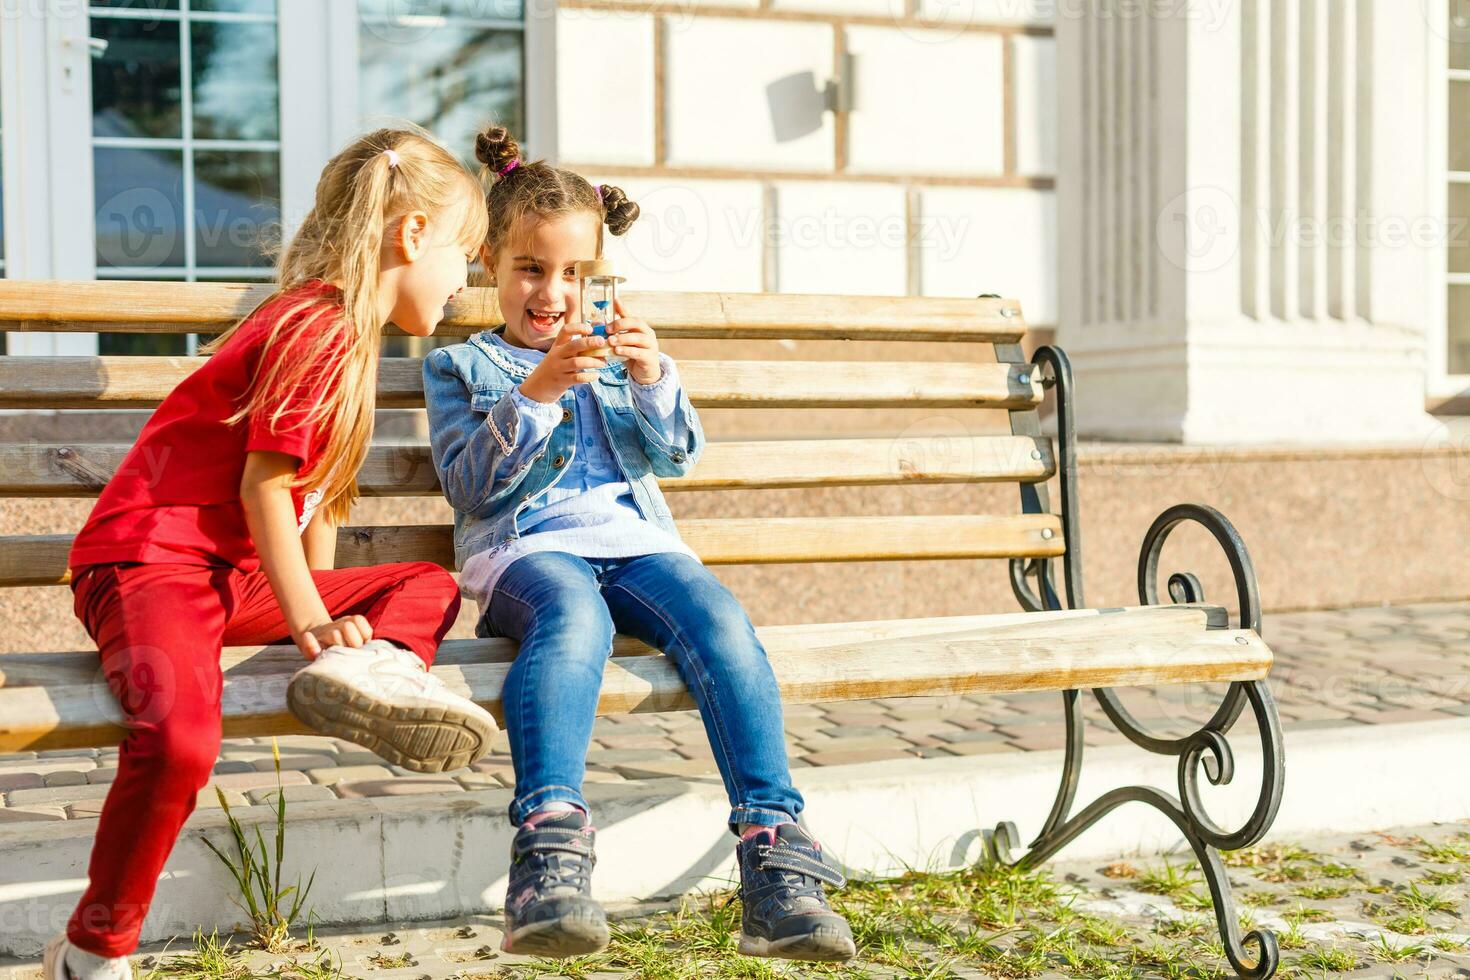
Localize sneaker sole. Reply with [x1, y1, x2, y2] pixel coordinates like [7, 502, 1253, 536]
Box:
[287, 673, 496, 773]
[739, 927, 857, 962]
[501, 910, 610, 958]
[41, 936, 67, 980]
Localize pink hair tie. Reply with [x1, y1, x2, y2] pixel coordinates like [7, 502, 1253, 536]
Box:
[382, 149, 401, 168]
[498, 158, 520, 177]
[596, 184, 604, 202]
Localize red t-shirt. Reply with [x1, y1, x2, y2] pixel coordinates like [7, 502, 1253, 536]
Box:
[69, 280, 350, 574]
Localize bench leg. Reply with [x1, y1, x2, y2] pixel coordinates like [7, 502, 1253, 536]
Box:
[999, 492, 1287, 978]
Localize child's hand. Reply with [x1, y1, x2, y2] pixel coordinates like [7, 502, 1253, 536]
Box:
[609, 299, 662, 386]
[296, 615, 374, 658]
[519, 322, 610, 403]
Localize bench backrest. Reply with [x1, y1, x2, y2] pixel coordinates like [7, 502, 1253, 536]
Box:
[0, 280, 1061, 590]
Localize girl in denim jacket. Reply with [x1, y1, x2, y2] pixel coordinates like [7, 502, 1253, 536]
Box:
[422, 126, 855, 963]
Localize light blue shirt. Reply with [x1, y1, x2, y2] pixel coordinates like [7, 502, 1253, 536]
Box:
[457, 331, 699, 608]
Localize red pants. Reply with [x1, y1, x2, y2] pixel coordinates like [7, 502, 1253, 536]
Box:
[65, 561, 461, 956]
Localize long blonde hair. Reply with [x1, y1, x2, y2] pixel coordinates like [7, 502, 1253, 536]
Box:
[206, 127, 487, 523]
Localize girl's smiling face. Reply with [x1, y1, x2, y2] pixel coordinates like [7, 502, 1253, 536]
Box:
[489, 211, 601, 350]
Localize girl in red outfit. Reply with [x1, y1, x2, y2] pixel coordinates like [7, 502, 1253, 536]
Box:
[46, 129, 497, 980]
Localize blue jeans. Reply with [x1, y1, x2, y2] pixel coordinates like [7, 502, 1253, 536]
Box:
[479, 551, 803, 833]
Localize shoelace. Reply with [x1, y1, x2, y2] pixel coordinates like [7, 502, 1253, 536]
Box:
[514, 825, 596, 895]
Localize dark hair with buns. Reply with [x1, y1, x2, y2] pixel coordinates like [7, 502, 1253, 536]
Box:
[474, 125, 640, 269]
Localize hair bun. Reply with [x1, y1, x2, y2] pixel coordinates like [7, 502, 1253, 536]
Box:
[599, 184, 640, 237]
[475, 125, 520, 177]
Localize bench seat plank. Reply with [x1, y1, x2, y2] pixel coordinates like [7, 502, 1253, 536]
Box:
[1, 514, 1066, 588]
[0, 604, 1271, 752]
[0, 281, 1026, 343]
[0, 358, 1042, 410]
[0, 436, 1055, 497]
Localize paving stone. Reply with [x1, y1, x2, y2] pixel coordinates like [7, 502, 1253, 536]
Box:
[455, 771, 512, 790]
[85, 768, 118, 785]
[0, 759, 97, 776]
[800, 748, 913, 767]
[0, 806, 68, 823]
[42, 770, 90, 788]
[1005, 731, 1069, 751]
[0, 772, 45, 793]
[818, 725, 894, 739]
[941, 740, 1020, 757]
[308, 765, 395, 785]
[937, 729, 1010, 744]
[593, 735, 677, 751]
[251, 753, 337, 772]
[674, 745, 716, 761]
[584, 748, 680, 765]
[212, 760, 256, 775]
[613, 759, 720, 780]
[194, 789, 250, 810]
[334, 776, 464, 799]
[208, 771, 310, 792]
[884, 719, 964, 737]
[6, 783, 112, 806]
[796, 735, 910, 755]
[579, 768, 628, 784]
[36, 748, 99, 759]
[246, 784, 340, 806]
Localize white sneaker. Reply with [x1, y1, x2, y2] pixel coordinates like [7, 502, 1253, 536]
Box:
[43, 936, 130, 980]
[287, 640, 498, 773]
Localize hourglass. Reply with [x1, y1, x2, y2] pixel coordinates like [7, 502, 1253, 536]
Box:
[574, 258, 626, 365]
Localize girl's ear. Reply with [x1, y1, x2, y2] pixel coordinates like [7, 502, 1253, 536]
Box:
[396, 210, 431, 261]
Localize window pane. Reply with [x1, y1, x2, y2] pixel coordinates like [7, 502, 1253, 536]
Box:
[192, 0, 276, 12]
[91, 0, 180, 9]
[195, 150, 280, 268]
[94, 147, 187, 271]
[1450, 184, 1470, 276]
[91, 16, 183, 140]
[358, 0, 522, 20]
[1450, 285, 1470, 375]
[359, 20, 522, 158]
[98, 326, 189, 356]
[191, 19, 280, 141]
[1452, 82, 1470, 172]
[1452, 0, 1470, 69]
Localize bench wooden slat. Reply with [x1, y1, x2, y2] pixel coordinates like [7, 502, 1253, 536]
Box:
[0, 604, 1270, 752]
[1, 514, 1065, 588]
[0, 436, 1055, 496]
[0, 281, 1026, 342]
[0, 604, 1234, 688]
[0, 357, 1041, 410]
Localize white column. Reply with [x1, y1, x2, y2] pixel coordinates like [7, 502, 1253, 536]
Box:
[1055, 0, 1437, 444]
[0, 2, 97, 356]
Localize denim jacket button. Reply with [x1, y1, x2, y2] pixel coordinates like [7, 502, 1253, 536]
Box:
[560, 408, 572, 424]
[552, 454, 566, 468]
[671, 450, 687, 463]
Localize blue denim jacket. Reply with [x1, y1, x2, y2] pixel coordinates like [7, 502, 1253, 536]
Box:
[422, 328, 705, 569]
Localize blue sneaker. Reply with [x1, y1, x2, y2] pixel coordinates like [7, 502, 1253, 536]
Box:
[735, 823, 856, 961]
[500, 811, 609, 957]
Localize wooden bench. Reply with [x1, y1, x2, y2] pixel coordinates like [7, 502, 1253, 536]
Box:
[0, 280, 1285, 979]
